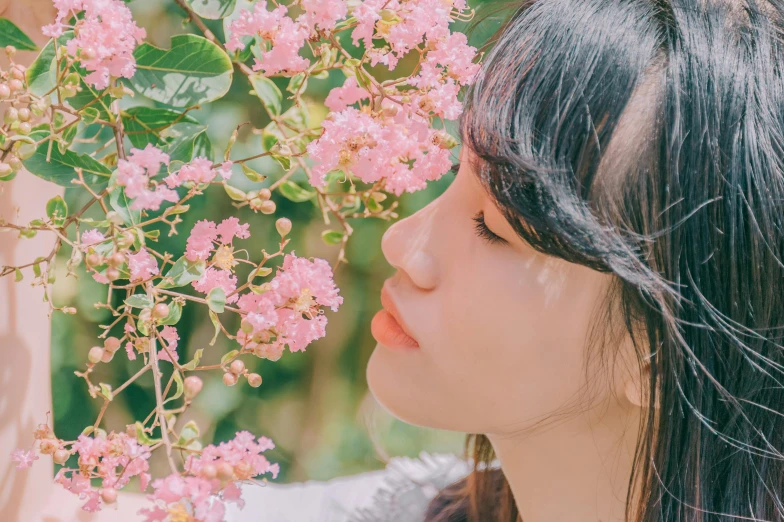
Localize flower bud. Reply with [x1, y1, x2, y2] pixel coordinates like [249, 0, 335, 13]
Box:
[222, 372, 238, 386]
[105, 267, 120, 281]
[4, 107, 18, 124]
[8, 79, 23, 93]
[0, 84, 9, 99]
[18, 122, 31, 135]
[0, 163, 12, 177]
[260, 200, 276, 215]
[234, 461, 253, 480]
[152, 303, 170, 319]
[229, 359, 245, 375]
[88, 346, 104, 364]
[8, 156, 22, 171]
[118, 230, 135, 248]
[104, 337, 121, 352]
[275, 218, 292, 237]
[217, 462, 234, 481]
[258, 188, 272, 200]
[17, 108, 30, 122]
[184, 376, 203, 400]
[101, 350, 114, 363]
[86, 253, 101, 268]
[247, 373, 262, 388]
[4, 45, 15, 56]
[240, 318, 254, 334]
[108, 252, 126, 267]
[200, 464, 217, 479]
[81, 47, 97, 61]
[101, 488, 118, 504]
[40, 438, 58, 454]
[53, 449, 70, 465]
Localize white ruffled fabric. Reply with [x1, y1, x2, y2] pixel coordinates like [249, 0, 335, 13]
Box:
[224, 452, 471, 522]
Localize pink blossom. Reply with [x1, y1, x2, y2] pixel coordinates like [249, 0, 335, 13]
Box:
[115, 145, 178, 212]
[128, 249, 159, 282]
[157, 326, 179, 363]
[192, 268, 239, 304]
[10, 449, 38, 470]
[324, 77, 371, 112]
[216, 216, 250, 243]
[185, 220, 219, 262]
[164, 157, 217, 188]
[235, 253, 342, 355]
[43, 0, 146, 89]
[298, 0, 348, 33]
[57, 431, 151, 513]
[225, 2, 309, 75]
[80, 229, 106, 250]
[306, 103, 452, 195]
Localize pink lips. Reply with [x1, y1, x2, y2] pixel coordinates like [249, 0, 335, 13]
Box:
[370, 283, 420, 350]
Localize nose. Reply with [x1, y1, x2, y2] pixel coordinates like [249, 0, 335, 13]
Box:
[380, 202, 441, 291]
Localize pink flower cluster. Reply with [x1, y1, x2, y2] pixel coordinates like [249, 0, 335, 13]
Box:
[185, 217, 251, 304]
[128, 249, 159, 282]
[306, 102, 453, 195]
[55, 431, 152, 513]
[302, 1, 479, 194]
[115, 145, 230, 211]
[139, 431, 278, 522]
[236, 253, 343, 359]
[42, 0, 146, 89]
[225, 0, 347, 75]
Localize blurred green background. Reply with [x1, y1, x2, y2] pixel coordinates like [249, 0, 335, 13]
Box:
[50, 0, 507, 485]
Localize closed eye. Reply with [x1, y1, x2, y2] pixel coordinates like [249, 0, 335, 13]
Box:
[472, 211, 507, 245]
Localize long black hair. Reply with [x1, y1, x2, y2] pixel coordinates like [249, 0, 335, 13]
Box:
[426, 0, 784, 520]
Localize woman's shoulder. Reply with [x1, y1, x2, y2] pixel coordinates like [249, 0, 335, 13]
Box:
[224, 452, 471, 522]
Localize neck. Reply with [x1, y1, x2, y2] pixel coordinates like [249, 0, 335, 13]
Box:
[487, 398, 642, 522]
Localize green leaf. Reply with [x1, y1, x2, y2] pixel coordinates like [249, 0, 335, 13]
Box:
[98, 383, 114, 401]
[157, 256, 206, 289]
[286, 73, 307, 94]
[261, 122, 283, 152]
[208, 310, 221, 346]
[26, 34, 68, 96]
[0, 19, 37, 51]
[80, 107, 101, 125]
[125, 294, 154, 309]
[186, 0, 237, 19]
[279, 180, 315, 202]
[240, 163, 266, 182]
[168, 127, 213, 163]
[220, 350, 239, 365]
[132, 35, 233, 107]
[67, 67, 113, 120]
[121, 107, 201, 149]
[281, 104, 309, 130]
[207, 287, 226, 313]
[14, 268, 22, 282]
[223, 183, 246, 201]
[181, 348, 204, 371]
[176, 420, 201, 447]
[46, 195, 68, 227]
[159, 301, 182, 326]
[321, 229, 345, 245]
[249, 74, 282, 116]
[134, 422, 161, 446]
[23, 130, 111, 189]
[271, 153, 290, 171]
[165, 371, 184, 404]
[108, 170, 141, 226]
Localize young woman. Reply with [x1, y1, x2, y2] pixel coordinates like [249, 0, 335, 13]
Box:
[7, 0, 784, 521]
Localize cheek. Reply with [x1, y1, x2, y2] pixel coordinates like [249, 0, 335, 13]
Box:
[425, 250, 613, 433]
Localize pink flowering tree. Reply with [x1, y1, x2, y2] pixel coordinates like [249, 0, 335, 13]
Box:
[1, 0, 481, 519]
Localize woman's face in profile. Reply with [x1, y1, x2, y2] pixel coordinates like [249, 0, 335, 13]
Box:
[366, 146, 625, 435]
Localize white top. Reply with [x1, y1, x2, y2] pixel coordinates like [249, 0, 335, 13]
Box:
[224, 452, 472, 522]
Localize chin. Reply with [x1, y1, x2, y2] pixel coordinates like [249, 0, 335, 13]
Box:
[365, 343, 455, 431]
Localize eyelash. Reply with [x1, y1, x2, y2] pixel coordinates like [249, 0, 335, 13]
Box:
[472, 211, 507, 245]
